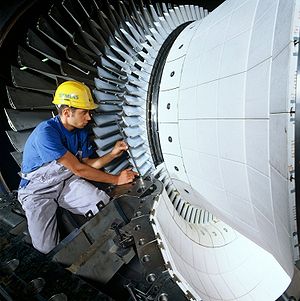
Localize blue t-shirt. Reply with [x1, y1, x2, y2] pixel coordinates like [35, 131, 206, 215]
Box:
[20, 115, 93, 188]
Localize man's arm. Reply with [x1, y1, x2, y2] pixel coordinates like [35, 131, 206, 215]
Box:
[82, 152, 115, 169]
[82, 141, 128, 169]
[58, 151, 137, 185]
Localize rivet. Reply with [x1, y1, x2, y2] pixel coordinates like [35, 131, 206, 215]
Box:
[134, 225, 141, 231]
[170, 71, 175, 77]
[135, 211, 142, 217]
[139, 238, 145, 245]
[142, 254, 151, 263]
[158, 293, 168, 301]
[146, 273, 156, 283]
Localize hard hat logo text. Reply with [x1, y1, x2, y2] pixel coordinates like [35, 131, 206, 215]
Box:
[59, 93, 79, 100]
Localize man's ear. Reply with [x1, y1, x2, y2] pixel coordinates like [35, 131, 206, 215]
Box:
[62, 107, 71, 118]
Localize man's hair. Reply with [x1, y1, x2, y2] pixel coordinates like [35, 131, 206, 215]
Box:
[56, 105, 77, 115]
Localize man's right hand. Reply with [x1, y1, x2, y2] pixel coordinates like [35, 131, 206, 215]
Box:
[116, 168, 138, 185]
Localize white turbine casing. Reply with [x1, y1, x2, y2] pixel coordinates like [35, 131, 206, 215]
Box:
[152, 0, 300, 300]
[5, 0, 300, 299]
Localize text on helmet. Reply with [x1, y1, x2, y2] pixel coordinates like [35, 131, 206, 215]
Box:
[59, 93, 79, 100]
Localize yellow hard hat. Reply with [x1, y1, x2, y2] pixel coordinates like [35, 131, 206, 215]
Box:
[52, 81, 98, 110]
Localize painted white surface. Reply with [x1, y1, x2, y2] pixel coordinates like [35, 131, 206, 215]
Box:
[155, 0, 299, 300]
[152, 191, 291, 301]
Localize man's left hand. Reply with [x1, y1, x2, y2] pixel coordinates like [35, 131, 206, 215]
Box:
[111, 140, 128, 158]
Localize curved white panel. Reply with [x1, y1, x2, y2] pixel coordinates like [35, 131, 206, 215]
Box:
[155, 0, 300, 300]
[152, 190, 291, 301]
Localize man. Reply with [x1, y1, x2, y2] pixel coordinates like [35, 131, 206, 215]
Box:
[18, 80, 137, 254]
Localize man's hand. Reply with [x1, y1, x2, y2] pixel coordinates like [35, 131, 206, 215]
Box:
[82, 141, 129, 170]
[111, 140, 128, 158]
[116, 168, 138, 185]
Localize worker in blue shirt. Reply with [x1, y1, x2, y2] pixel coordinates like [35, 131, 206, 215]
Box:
[18, 81, 137, 254]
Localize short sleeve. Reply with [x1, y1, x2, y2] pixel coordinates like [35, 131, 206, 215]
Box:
[80, 132, 94, 159]
[35, 126, 68, 162]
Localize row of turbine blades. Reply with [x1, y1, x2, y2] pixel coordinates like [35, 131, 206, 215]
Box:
[153, 164, 215, 225]
[4, 0, 212, 224]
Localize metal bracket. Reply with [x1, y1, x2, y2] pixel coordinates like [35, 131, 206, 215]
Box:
[165, 261, 172, 270]
[186, 290, 196, 300]
[111, 219, 135, 249]
[172, 274, 181, 283]
[85, 210, 94, 219]
[96, 200, 105, 210]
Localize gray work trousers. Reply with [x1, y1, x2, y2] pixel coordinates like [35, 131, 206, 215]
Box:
[18, 160, 110, 254]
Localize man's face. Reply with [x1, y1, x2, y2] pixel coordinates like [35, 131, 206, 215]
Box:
[68, 108, 91, 128]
